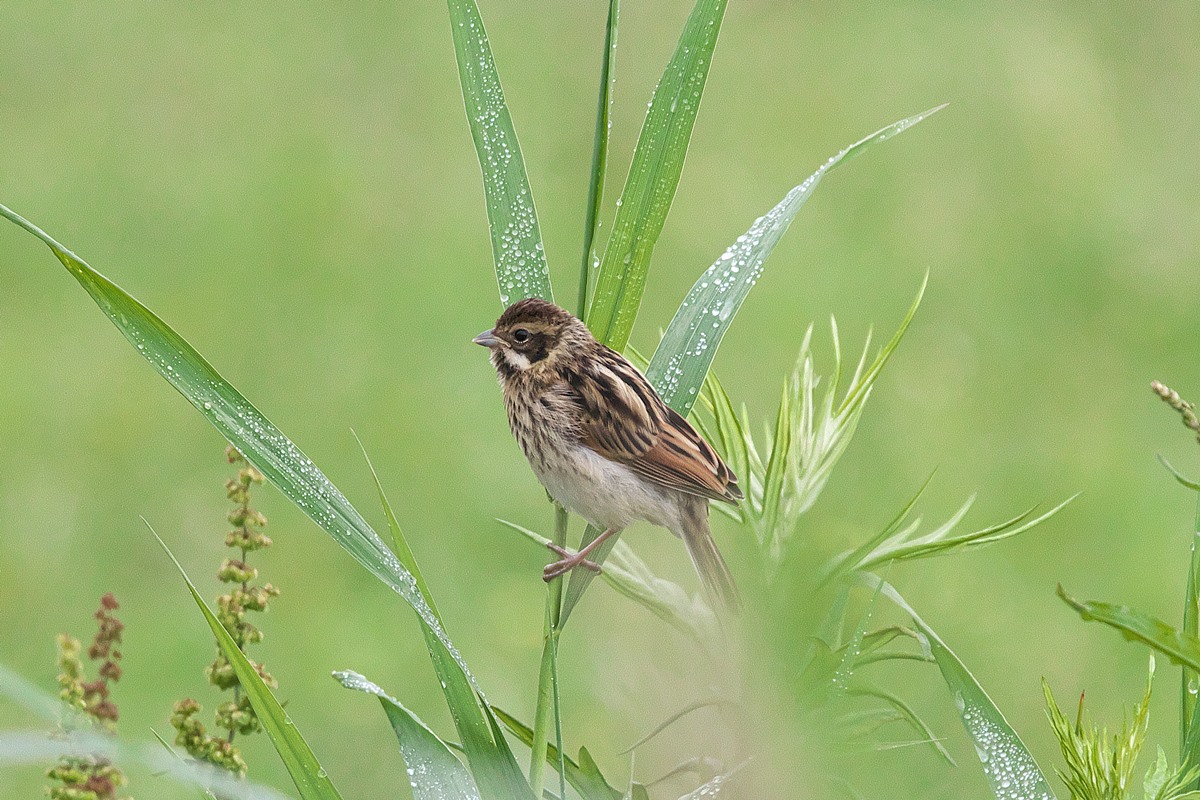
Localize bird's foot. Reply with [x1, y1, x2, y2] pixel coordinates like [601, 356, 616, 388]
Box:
[543, 543, 602, 581]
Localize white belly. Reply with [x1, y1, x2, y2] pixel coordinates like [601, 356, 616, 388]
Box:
[533, 444, 683, 534]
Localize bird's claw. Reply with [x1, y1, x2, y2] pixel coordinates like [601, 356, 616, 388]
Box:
[542, 543, 602, 581]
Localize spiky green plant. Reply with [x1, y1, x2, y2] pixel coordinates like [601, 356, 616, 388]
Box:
[1044, 658, 1198, 800]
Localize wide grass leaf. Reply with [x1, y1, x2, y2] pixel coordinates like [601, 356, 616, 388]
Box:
[448, 0, 552, 304]
[153, 528, 344, 800]
[585, 0, 727, 351]
[645, 106, 944, 416]
[866, 574, 1057, 800]
[335, 671, 481, 800]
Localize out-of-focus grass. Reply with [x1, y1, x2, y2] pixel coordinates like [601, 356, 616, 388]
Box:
[2, 2, 1199, 798]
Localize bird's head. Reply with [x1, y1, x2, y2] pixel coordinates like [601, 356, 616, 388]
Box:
[473, 298, 589, 377]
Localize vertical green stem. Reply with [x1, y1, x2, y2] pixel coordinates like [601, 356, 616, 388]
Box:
[529, 504, 570, 797]
[535, 5, 618, 792]
[577, 0, 620, 318]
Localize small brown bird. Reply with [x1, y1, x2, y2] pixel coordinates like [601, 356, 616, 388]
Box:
[474, 297, 742, 610]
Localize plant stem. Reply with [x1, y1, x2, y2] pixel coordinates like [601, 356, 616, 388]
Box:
[529, 504, 570, 797]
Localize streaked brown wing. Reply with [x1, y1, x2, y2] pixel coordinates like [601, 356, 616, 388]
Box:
[567, 346, 742, 504]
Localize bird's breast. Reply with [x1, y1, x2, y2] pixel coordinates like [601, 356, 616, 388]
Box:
[501, 383, 680, 531]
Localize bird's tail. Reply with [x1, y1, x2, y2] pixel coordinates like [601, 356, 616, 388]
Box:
[679, 501, 741, 613]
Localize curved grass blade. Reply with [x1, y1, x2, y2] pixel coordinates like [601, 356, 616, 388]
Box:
[1058, 585, 1200, 672]
[645, 106, 945, 416]
[864, 574, 1057, 800]
[844, 685, 956, 766]
[448, 0, 552, 304]
[585, 0, 728, 350]
[618, 699, 731, 755]
[491, 707, 622, 800]
[334, 671, 481, 800]
[0, 203, 480, 689]
[1160, 455, 1200, 492]
[354, 432, 441, 622]
[151, 526, 344, 800]
[578, 0, 620, 315]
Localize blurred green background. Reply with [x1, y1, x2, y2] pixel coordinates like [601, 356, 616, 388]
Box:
[2, 2, 1199, 798]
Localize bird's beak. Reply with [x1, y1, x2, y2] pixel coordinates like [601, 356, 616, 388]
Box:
[472, 329, 502, 348]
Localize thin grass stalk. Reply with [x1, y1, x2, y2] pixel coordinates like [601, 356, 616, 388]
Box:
[530, 505, 570, 797]
[535, 6, 619, 786]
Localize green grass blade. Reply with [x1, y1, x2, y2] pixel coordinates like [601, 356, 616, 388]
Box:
[1185, 495, 1200, 761]
[585, 0, 728, 349]
[761, 381, 793, 557]
[578, 0, 620, 315]
[867, 574, 1057, 800]
[836, 274, 924, 415]
[529, 504, 570, 800]
[645, 109, 943, 416]
[151, 526, 345, 800]
[353, 432, 442, 622]
[334, 671, 482, 800]
[0, 203, 478, 684]
[618, 699, 730, 755]
[447, 0, 553, 304]
[820, 471, 937, 584]
[1059, 585, 1200, 672]
[491, 707, 622, 800]
[529, 608, 557, 798]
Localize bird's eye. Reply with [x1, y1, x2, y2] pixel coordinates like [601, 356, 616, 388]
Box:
[512, 328, 531, 343]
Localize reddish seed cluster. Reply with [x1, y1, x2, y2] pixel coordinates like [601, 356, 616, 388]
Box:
[48, 594, 130, 800]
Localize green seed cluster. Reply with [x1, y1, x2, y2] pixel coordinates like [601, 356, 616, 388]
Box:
[171, 446, 279, 778]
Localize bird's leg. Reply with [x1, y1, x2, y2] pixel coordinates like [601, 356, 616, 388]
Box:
[543, 527, 620, 581]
